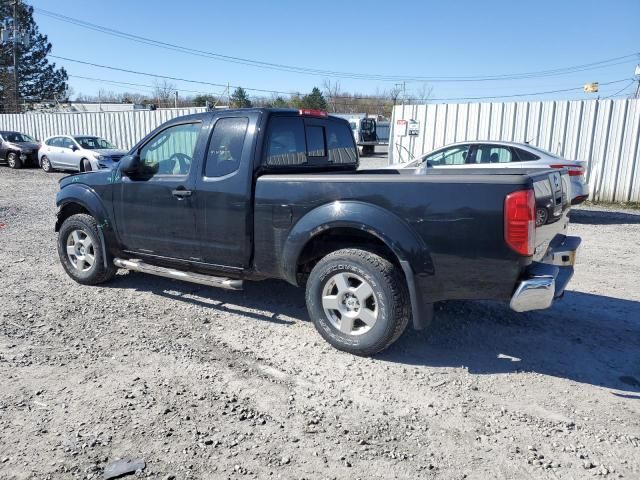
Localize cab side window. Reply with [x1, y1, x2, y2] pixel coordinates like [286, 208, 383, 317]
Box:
[138, 122, 201, 177]
[204, 117, 249, 177]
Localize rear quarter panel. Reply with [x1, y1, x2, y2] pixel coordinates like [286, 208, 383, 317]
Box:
[254, 173, 536, 302]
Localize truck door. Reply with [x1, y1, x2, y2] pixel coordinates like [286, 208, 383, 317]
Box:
[113, 120, 205, 261]
[194, 112, 259, 269]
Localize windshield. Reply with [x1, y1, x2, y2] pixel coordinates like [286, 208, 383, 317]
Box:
[74, 136, 116, 150]
[3, 132, 35, 143]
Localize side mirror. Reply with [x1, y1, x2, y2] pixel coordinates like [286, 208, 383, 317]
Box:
[71, 144, 79, 152]
[119, 154, 142, 176]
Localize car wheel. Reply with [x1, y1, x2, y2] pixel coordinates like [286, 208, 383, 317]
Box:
[57, 213, 117, 285]
[7, 152, 22, 169]
[305, 248, 411, 356]
[41, 156, 53, 173]
[81, 158, 92, 172]
[536, 207, 549, 227]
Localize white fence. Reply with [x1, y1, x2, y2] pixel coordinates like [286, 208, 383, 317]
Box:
[0, 107, 207, 151]
[390, 99, 640, 202]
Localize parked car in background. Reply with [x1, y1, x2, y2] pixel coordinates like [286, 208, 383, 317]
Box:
[389, 141, 589, 204]
[0, 130, 40, 169]
[38, 135, 127, 173]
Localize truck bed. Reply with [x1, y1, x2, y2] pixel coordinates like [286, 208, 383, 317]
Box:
[253, 168, 570, 303]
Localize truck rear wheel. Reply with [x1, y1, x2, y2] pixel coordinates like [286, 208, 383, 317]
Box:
[57, 213, 117, 285]
[305, 248, 410, 356]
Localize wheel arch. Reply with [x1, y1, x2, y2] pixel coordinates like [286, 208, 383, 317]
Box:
[56, 186, 117, 270]
[282, 201, 435, 330]
[79, 157, 90, 172]
[55, 185, 109, 232]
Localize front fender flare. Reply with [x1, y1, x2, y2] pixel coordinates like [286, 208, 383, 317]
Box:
[55, 184, 111, 231]
[55, 184, 116, 269]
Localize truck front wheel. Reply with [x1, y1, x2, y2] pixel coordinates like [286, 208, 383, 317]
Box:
[305, 248, 410, 356]
[57, 213, 117, 285]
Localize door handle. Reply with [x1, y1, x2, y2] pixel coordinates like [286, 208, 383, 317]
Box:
[172, 188, 192, 198]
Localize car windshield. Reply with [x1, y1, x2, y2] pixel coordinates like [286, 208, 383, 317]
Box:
[3, 132, 35, 143]
[74, 136, 115, 150]
[525, 144, 561, 159]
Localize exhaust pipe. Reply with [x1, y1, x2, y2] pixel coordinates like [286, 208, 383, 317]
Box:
[114, 258, 243, 291]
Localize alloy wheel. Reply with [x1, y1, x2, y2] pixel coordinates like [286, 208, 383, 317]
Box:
[321, 272, 378, 336]
[66, 229, 96, 272]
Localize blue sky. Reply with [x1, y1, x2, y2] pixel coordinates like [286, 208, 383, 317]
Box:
[30, 0, 640, 103]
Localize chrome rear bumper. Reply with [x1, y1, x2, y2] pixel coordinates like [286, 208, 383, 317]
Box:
[510, 235, 580, 313]
[510, 276, 555, 312]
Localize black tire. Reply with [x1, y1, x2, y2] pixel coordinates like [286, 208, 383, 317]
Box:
[41, 156, 53, 173]
[7, 152, 22, 169]
[81, 158, 92, 172]
[57, 213, 117, 285]
[536, 207, 549, 227]
[305, 248, 411, 356]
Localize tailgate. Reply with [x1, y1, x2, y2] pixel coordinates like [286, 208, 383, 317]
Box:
[531, 169, 571, 261]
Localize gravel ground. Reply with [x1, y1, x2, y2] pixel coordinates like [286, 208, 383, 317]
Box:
[1, 167, 639, 480]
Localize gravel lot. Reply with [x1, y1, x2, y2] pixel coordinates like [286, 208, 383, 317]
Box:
[1, 167, 639, 480]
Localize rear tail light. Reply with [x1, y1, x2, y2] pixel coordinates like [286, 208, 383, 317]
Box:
[550, 164, 584, 177]
[504, 189, 535, 256]
[299, 109, 328, 118]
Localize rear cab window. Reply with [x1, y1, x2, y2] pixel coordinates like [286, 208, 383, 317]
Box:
[264, 115, 357, 168]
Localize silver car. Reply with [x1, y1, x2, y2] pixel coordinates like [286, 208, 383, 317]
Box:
[389, 141, 589, 204]
[38, 135, 127, 173]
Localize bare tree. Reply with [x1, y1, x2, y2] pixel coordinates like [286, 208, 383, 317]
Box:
[414, 83, 433, 104]
[153, 80, 177, 107]
[387, 85, 402, 106]
[322, 78, 341, 113]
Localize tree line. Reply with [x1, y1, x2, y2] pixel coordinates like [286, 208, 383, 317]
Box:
[74, 81, 427, 118]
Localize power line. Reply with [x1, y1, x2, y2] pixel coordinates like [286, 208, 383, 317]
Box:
[60, 59, 632, 104]
[603, 80, 636, 99]
[34, 6, 639, 83]
[69, 75, 226, 97]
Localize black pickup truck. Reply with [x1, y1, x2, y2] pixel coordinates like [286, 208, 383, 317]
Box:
[55, 108, 580, 355]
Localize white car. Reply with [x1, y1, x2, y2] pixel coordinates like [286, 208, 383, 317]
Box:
[38, 135, 127, 173]
[389, 141, 589, 204]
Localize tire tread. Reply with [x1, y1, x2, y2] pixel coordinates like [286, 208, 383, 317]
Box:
[58, 213, 117, 285]
[306, 248, 411, 356]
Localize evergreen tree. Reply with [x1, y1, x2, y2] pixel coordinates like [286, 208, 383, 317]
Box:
[271, 96, 289, 108]
[300, 87, 328, 110]
[0, 2, 69, 112]
[193, 94, 218, 108]
[230, 87, 252, 108]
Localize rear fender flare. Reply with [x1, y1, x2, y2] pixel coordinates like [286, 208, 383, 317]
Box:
[281, 201, 435, 328]
[282, 201, 434, 281]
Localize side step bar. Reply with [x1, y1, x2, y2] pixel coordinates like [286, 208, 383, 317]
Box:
[113, 258, 243, 291]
